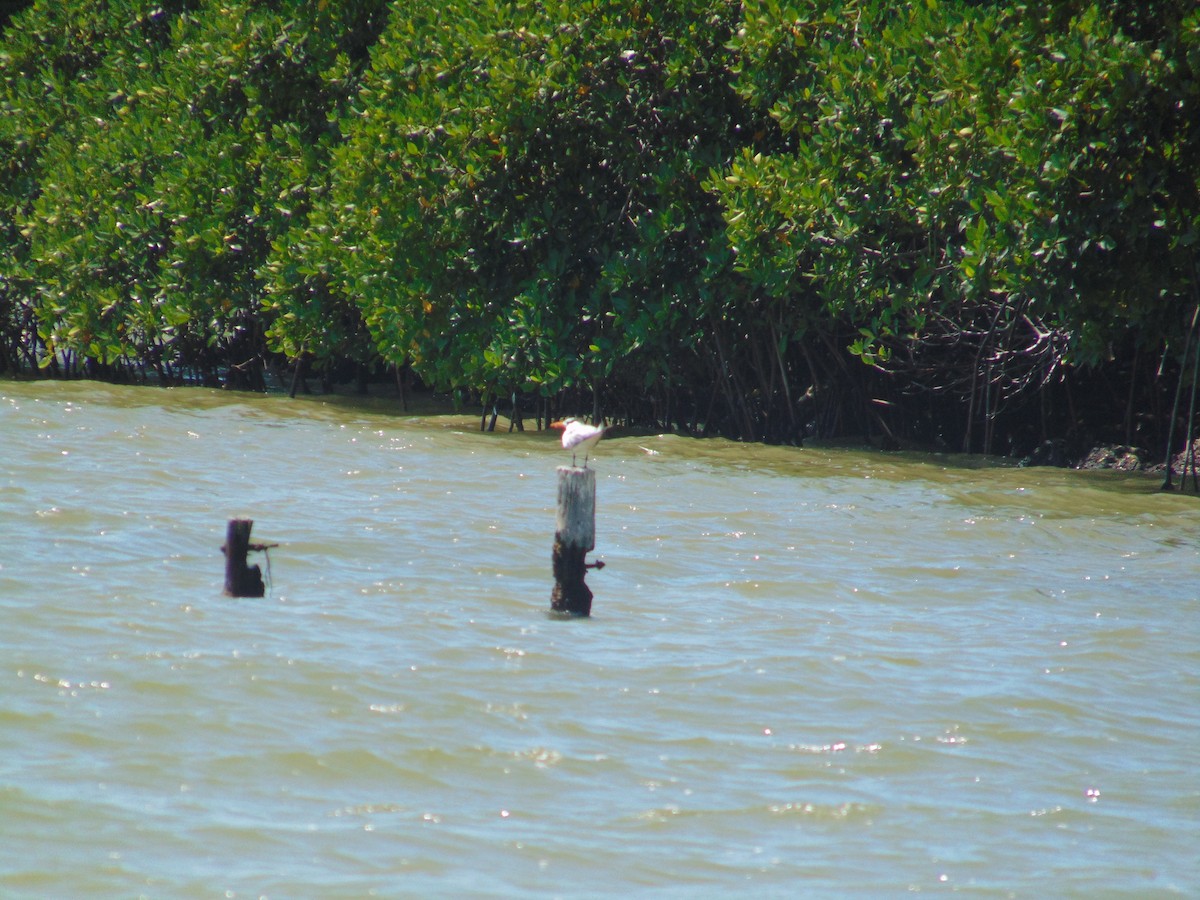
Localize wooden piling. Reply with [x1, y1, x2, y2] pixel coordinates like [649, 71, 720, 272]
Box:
[222, 518, 265, 597]
[551, 466, 597, 616]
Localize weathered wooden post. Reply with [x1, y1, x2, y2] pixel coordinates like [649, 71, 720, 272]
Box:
[551, 466, 602, 615]
[222, 518, 266, 597]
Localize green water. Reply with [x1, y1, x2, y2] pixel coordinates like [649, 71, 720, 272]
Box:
[2, 380, 1198, 897]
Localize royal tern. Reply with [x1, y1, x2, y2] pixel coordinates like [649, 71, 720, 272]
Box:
[551, 418, 606, 467]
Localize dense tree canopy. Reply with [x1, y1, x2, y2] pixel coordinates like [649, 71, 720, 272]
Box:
[2, 0, 1198, 457]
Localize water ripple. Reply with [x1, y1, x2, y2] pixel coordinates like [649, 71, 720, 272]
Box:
[2, 381, 1199, 896]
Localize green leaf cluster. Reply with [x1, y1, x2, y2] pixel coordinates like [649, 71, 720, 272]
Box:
[2, 0, 1197, 448]
[2, 0, 387, 378]
[719, 0, 1200, 372]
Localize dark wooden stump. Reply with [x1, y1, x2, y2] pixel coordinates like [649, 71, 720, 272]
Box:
[222, 518, 265, 597]
[551, 466, 596, 616]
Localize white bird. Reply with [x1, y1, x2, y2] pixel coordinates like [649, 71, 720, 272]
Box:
[551, 417, 606, 468]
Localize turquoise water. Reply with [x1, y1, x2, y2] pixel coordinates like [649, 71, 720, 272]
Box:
[2, 380, 1198, 897]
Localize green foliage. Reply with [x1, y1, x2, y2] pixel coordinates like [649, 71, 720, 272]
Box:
[2, 0, 388, 376]
[719, 0, 1200, 441]
[272, 0, 747, 403]
[1, 0, 1197, 450]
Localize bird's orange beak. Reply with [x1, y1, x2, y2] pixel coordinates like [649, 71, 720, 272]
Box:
[550, 420, 566, 430]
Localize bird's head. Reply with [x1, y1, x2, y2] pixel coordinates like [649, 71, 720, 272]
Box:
[549, 417, 578, 431]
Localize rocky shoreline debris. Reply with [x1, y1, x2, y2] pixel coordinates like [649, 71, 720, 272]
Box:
[1018, 438, 1200, 475]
